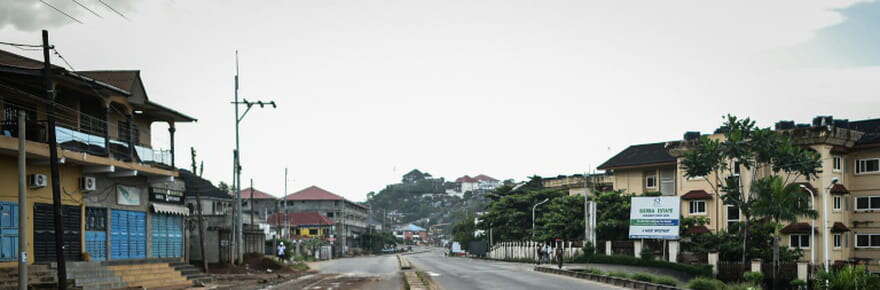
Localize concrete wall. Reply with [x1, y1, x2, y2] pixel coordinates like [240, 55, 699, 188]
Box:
[0, 155, 84, 268]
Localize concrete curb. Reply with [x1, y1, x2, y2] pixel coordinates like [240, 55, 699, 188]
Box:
[535, 267, 682, 290]
[397, 255, 413, 270]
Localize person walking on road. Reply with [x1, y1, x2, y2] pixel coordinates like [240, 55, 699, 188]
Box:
[555, 245, 563, 269]
[277, 242, 287, 262]
[536, 246, 544, 265]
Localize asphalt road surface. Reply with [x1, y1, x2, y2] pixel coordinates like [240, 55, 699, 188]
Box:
[407, 249, 621, 290]
[299, 254, 403, 290]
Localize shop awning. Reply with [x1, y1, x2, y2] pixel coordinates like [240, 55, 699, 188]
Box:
[152, 203, 190, 216]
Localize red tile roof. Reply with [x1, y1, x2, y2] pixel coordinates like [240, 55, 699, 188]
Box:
[455, 175, 477, 183]
[681, 190, 712, 200]
[830, 184, 850, 195]
[237, 187, 277, 199]
[268, 212, 335, 226]
[473, 174, 498, 182]
[831, 222, 851, 233]
[285, 186, 345, 201]
[780, 222, 815, 234]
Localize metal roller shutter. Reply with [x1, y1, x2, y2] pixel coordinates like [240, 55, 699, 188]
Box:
[34, 203, 81, 262]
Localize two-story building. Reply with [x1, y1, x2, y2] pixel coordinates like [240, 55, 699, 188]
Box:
[283, 186, 369, 256]
[0, 49, 195, 271]
[267, 211, 335, 240]
[599, 115, 880, 268]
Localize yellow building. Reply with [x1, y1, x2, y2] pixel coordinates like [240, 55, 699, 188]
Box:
[599, 116, 880, 269]
[0, 48, 194, 268]
[268, 211, 335, 240]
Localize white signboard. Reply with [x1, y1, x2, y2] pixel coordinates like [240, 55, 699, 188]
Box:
[117, 185, 141, 206]
[629, 196, 680, 239]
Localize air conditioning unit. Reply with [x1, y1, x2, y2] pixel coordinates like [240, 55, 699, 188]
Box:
[28, 174, 48, 189]
[79, 176, 96, 192]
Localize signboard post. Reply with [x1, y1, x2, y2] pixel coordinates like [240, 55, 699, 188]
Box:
[629, 196, 680, 240]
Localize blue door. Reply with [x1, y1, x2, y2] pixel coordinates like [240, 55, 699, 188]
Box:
[85, 232, 107, 261]
[85, 207, 108, 261]
[152, 214, 183, 258]
[0, 202, 19, 262]
[111, 210, 145, 259]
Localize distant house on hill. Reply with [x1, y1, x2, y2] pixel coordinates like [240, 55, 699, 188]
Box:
[394, 224, 428, 242]
[402, 169, 431, 183]
[452, 174, 501, 196]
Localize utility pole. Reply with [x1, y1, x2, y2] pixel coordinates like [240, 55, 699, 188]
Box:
[232, 51, 277, 263]
[43, 29, 68, 290]
[249, 179, 254, 226]
[191, 148, 209, 272]
[17, 111, 27, 290]
[283, 168, 289, 240]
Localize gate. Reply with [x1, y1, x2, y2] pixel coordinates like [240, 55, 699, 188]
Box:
[151, 214, 183, 258]
[0, 202, 19, 262]
[34, 203, 82, 262]
[85, 207, 108, 261]
[111, 210, 146, 259]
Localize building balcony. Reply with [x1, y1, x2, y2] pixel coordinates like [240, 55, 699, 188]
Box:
[0, 118, 177, 177]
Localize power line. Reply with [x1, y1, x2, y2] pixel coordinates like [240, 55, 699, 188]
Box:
[39, 0, 85, 24]
[71, 0, 104, 18]
[0, 41, 43, 48]
[97, 0, 130, 21]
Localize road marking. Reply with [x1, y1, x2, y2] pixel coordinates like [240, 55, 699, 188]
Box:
[426, 271, 441, 277]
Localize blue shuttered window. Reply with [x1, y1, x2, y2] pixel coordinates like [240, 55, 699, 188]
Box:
[0, 202, 19, 261]
[111, 210, 145, 260]
[152, 214, 183, 258]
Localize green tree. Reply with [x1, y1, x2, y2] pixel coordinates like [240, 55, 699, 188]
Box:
[536, 195, 586, 241]
[355, 231, 400, 253]
[451, 213, 477, 250]
[751, 176, 817, 285]
[217, 181, 230, 193]
[679, 115, 821, 264]
[594, 191, 631, 241]
[477, 180, 566, 241]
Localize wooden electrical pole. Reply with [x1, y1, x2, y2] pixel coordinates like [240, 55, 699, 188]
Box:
[42, 29, 68, 290]
[191, 148, 209, 272]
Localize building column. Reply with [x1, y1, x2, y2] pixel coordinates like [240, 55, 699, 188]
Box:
[126, 113, 135, 160]
[751, 259, 762, 272]
[168, 122, 176, 167]
[708, 252, 720, 276]
[605, 240, 612, 256]
[668, 240, 679, 263]
[104, 106, 111, 155]
[633, 240, 642, 258]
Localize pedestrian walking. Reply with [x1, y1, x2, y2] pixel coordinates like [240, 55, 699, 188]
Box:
[555, 245, 563, 269]
[536, 247, 543, 265]
[277, 242, 287, 261]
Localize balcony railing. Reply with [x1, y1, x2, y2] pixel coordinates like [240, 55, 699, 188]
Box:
[3, 119, 173, 167]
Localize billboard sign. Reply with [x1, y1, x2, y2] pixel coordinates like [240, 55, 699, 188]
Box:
[629, 196, 680, 239]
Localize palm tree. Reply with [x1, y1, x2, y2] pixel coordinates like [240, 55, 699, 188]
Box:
[751, 176, 818, 287]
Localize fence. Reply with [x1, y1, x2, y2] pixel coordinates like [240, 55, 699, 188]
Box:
[487, 241, 583, 262]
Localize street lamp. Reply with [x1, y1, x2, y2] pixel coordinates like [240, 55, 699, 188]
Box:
[799, 184, 816, 266]
[532, 198, 550, 239]
[231, 51, 278, 264]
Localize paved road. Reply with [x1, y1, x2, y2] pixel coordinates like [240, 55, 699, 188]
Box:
[302, 254, 403, 290]
[407, 249, 621, 290]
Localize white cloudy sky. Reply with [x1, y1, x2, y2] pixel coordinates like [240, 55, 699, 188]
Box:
[2, 0, 879, 201]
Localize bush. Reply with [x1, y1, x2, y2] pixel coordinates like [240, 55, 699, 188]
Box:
[630, 273, 655, 282]
[742, 271, 763, 285]
[653, 276, 679, 286]
[790, 279, 806, 286]
[572, 254, 713, 277]
[582, 268, 605, 275]
[687, 277, 726, 290]
[608, 272, 631, 279]
[640, 247, 656, 261]
[814, 265, 880, 290]
[722, 282, 757, 290]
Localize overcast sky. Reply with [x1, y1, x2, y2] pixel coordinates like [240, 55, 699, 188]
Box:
[3, 0, 879, 201]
